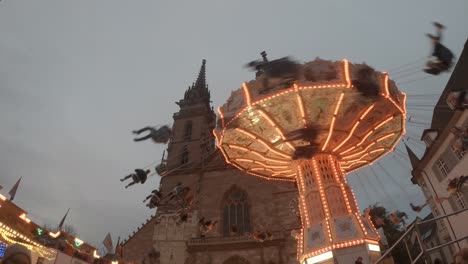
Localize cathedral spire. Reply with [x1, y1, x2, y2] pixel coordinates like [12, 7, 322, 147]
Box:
[178, 59, 211, 107]
[193, 59, 207, 91]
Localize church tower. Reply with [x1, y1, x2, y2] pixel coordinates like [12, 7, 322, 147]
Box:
[166, 60, 217, 171]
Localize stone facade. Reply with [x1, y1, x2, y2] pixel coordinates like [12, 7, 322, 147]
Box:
[122, 60, 301, 264]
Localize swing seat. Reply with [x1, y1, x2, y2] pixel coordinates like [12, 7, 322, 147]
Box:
[424, 60, 451, 75]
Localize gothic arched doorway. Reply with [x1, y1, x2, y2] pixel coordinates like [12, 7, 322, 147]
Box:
[223, 256, 250, 264]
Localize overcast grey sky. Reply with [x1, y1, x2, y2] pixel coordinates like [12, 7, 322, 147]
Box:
[1, 0, 467, 248]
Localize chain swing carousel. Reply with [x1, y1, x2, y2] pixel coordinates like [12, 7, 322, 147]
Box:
[213, 55, 406, 264]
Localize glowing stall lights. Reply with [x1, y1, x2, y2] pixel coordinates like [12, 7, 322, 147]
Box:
[242, 82, 252, 106]
[306, 251, 333, 264]
[0, 193, 6, 201]
[19, 213, 31, 223]
[36, 228, 44, 236]
[322, 92, 344, 151]
[49, 231, 61, 238]
[74, 237, 84, 247]
[112, 261, 119, 264]
[0, 223, 54, 258]
[343, 59, 351, 87]
[368, 243, 381, 252]
[93, 250, 101, 259]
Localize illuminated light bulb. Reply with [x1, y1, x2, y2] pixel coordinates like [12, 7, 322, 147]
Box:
[383, 73, 389, 96]
[322, 92, 344, 150]
[49, 231, 61, 238]
[343, 60, 351, 86]
[242, 83, 252, 106]
[235, 128, 291, 159]
[19, 214, 31, 223]
[74, 238, 84, 247]
[217, 106, 225, 128]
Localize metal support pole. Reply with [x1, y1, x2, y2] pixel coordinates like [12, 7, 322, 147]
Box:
[403, 236, 413, 263]
[414, 218, 428, 264]
[375, 225, 415, 263]
[425, 235, 468, 253]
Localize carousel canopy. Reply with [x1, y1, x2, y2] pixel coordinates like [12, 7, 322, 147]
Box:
[214, 59, 406, 181]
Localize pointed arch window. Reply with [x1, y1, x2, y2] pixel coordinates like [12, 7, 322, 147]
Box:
[183, 121, 193, 140]
[181, 146, 189, 165]
[222, 187, 251, 236]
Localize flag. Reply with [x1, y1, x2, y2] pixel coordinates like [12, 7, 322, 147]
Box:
[9, 177, 22, 201]
[58, 208, 70, 230]
[102, 233, 113, 253]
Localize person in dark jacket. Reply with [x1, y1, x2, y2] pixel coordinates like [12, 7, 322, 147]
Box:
[352, 66, 380, 98]
[144, 189, 163, 208]
[286, 124, 322, 160]
[121, 169, 150, 188]
[354, 256, 363, 264]
[424, 22, 454, 75]
[133, 125, 172, 144]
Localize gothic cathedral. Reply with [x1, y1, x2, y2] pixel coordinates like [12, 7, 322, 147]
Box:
[122, 60, 301, 264]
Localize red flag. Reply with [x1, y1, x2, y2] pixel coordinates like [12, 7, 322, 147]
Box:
[9, 177, 22, 201]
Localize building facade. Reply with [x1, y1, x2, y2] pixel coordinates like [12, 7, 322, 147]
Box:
[122, 60, 301, 264]
[406, 39, 468, 255]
